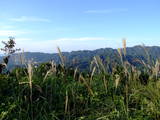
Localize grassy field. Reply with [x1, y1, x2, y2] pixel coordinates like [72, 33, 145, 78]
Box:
[0, 43, 160, 120]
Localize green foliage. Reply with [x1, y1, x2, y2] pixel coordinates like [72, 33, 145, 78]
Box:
[1, 50, 160, 119]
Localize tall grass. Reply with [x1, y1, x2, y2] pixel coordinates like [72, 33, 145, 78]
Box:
[1, 41, 160, 120]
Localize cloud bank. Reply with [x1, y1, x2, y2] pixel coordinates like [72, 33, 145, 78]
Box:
[0, 30, 27, 36]
[12, 37, 122, 53]
[85, 8, 128, 14]
[10, 16, 51, 22]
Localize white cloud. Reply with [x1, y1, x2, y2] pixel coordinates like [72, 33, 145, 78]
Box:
[0, 30, 28, 36]
[15, 38, 32, 42]
[13, 37, 121, 53]
[10, 16, 51, 22]
[2, 36, 159, 53]
[0, 25, 14, 29]
[54, 37, 106, 42]
[85, 8, 128, 14]
[1, 37, 159, 54]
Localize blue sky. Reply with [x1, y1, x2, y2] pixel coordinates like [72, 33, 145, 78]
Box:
[0, 0, 160, 53]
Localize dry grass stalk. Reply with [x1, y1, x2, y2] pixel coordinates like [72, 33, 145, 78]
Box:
[133, 59, 147, 67]
[19, 82, 29, 85]
[122, 38, 127, 56]
[141, 44, 151, 65]
[117, 48, 123, 65]
[103, 75, 107, 93]
[124, 61, 131, 75]
[90, 66, 96, 81]
[90, 60, 94, 72]
[43, 61, 56, 81]
[27, 62, 33, 119]
[43, 70, 51, 82]
[34, 85, 43, 93]
[57, 47, 65, 67]
[65, 90, 68, 114]
[28, 62, 33, 101]
[74, 67, 78, 80]
[154, 60, 160, 79]
[50, 60, 57, 73]
[97, 56, 106, 73]
[79, 74, 94, 96]
[93, 56, 100, 72]
[115, 74, 120, 89]
[18, 50, 28, 72]
[94, 56, 106, 73]
[125, 83, 129, 119]
[117, 48, 122, 57]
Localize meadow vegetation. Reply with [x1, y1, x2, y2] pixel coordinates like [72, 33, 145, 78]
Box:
[0, 39, 160, 120]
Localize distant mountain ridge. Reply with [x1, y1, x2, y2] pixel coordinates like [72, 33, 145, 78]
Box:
[2, 45, 160, 70]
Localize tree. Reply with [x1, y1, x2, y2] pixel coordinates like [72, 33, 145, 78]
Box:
[0, 37, 20, 73]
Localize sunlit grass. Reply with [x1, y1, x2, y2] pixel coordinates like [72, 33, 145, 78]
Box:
[0, 40, 160, 120]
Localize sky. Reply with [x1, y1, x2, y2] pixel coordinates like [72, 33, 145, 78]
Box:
[0, 0, 160, 53]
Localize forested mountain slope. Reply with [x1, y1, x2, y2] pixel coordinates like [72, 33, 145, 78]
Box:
[4, 46, 160, 70]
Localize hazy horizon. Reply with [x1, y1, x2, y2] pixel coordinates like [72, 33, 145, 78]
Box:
[0, 44, 159, 55]
[0, 0, 160, 53]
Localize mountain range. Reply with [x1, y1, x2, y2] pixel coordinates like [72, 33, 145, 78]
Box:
[1, 45, 160, 71]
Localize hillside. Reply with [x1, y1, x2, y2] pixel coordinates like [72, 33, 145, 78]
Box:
[5, 45, 160, 70]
